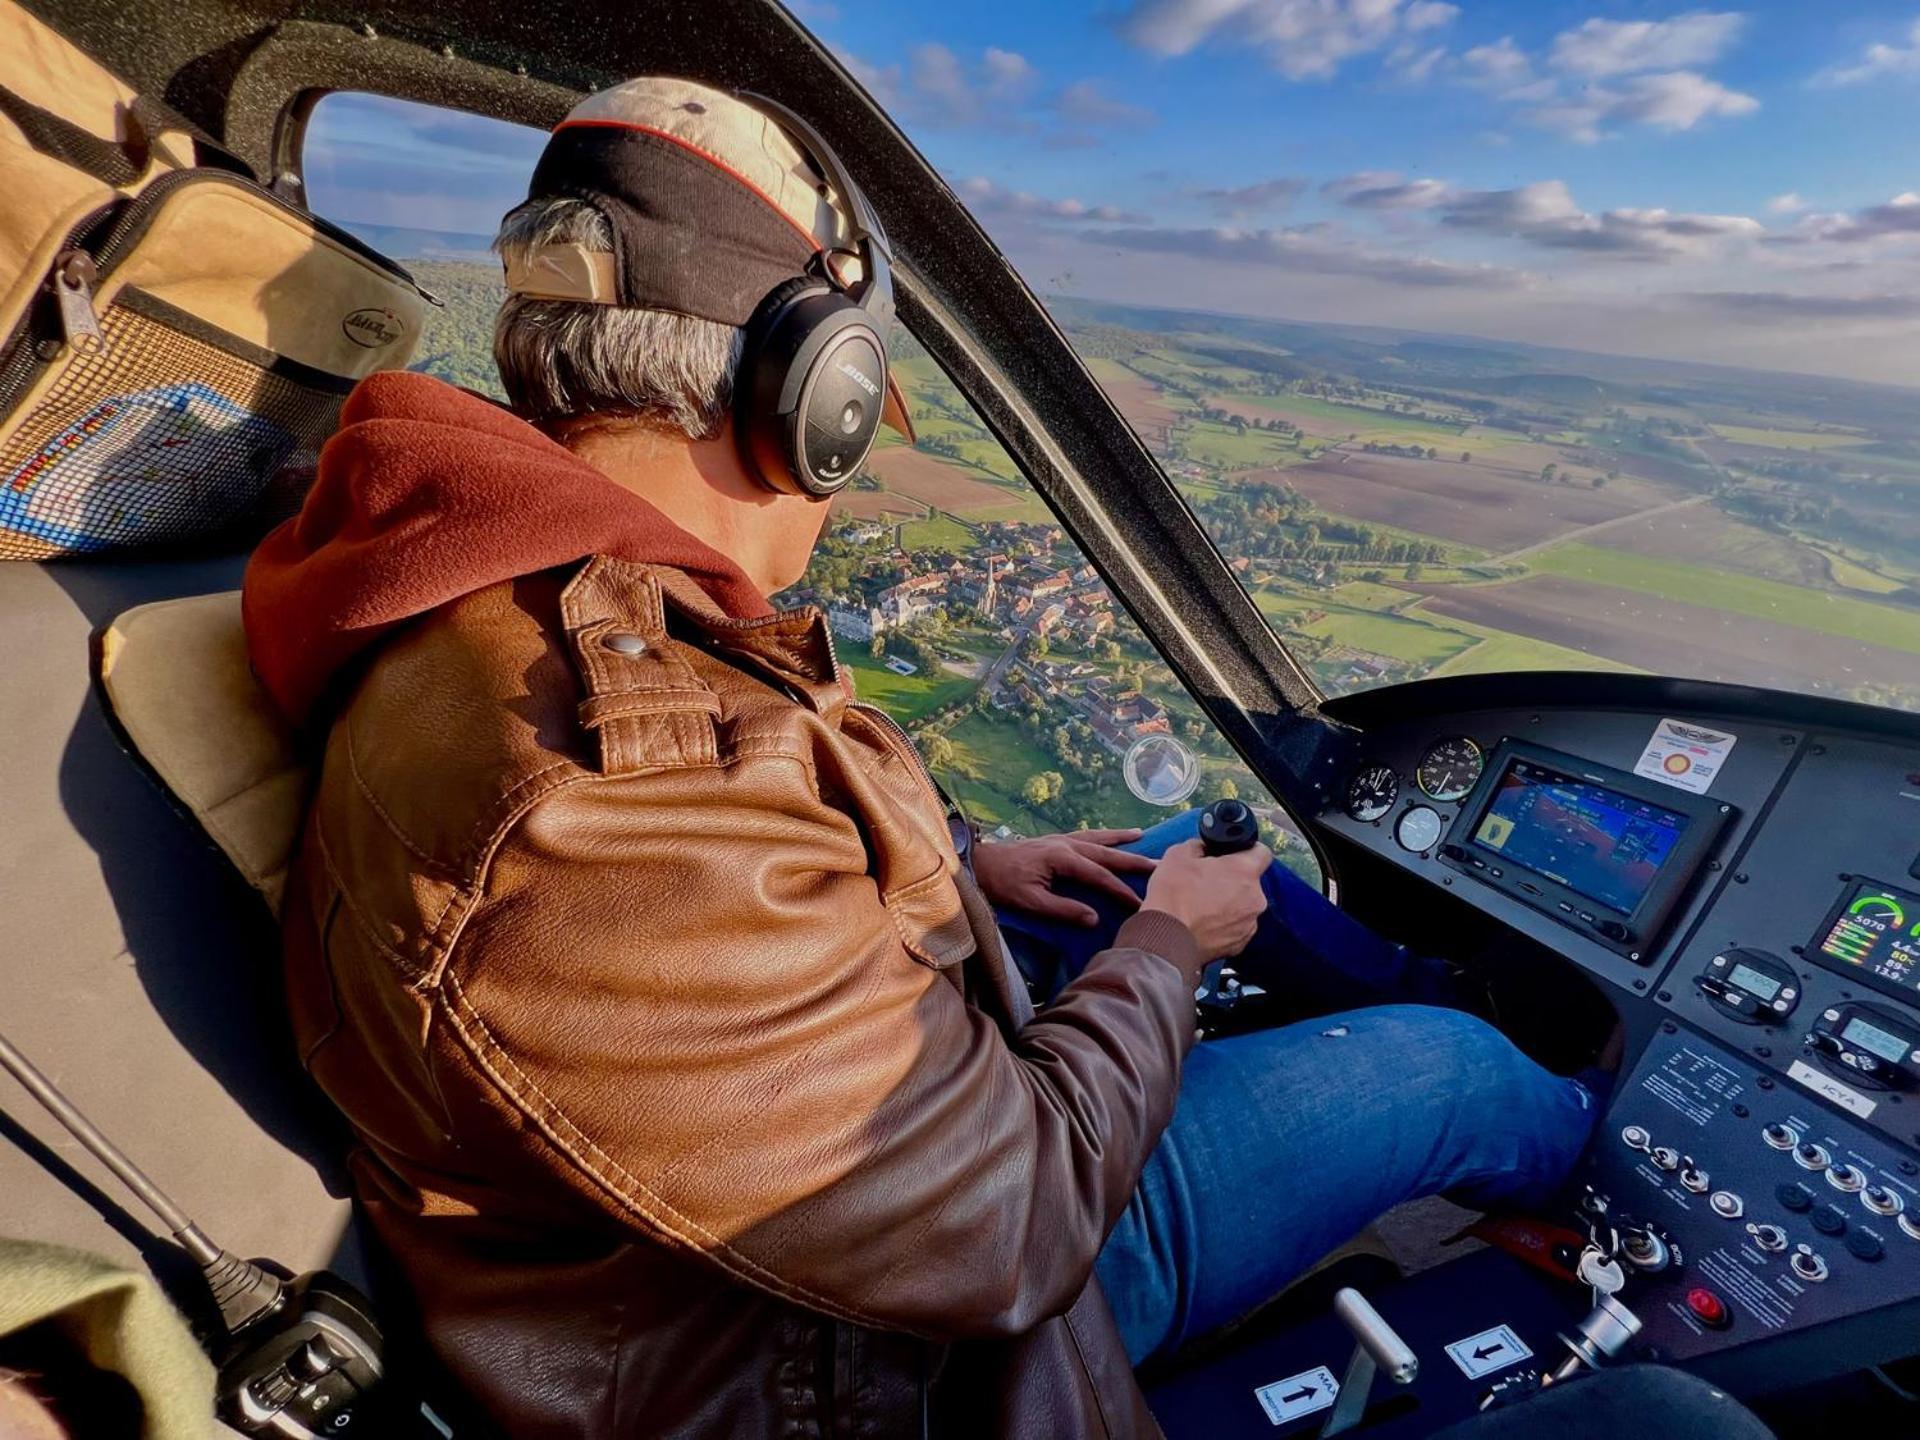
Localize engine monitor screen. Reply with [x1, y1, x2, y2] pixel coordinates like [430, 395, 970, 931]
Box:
[1471, 757, 1690, 916]
[1816, 880, 1920, 1001]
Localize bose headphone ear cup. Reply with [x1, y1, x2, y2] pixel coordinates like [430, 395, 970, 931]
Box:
[735, 276, 889, 499]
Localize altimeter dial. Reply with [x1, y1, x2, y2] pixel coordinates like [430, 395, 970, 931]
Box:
[1417, 736, 1484, 803]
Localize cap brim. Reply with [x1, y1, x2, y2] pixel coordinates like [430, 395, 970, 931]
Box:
[881, 372, 915, 444]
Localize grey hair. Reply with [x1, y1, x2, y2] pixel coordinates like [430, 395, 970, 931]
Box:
[492, 197, 745, 438]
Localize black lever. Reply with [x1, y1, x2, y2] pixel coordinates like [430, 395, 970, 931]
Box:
[1199, 797, 1261, 855]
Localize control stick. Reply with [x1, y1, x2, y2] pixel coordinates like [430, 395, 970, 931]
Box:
[1199, 797, 1261, 855]
[1194, 799, 1267, 1031]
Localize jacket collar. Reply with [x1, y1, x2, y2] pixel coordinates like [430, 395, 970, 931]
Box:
[560, 556, 850, 724]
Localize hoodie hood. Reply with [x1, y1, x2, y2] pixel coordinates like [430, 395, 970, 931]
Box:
[243, 371, 773, 724]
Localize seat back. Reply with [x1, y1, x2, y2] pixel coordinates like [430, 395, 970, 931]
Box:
[96, 589, 307, 913]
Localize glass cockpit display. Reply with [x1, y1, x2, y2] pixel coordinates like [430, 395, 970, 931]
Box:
[1471, 757, 1690, 917]
[1811, 879, 1920, 1004]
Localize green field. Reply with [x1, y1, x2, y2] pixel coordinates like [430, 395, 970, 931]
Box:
[1710, 424, 1867, 450]
[1253, 586, 1477, 669]
[1530, 544, 1920, 656]
[1228, 391, 1468, 444]
[940, 710, 1169, 832]
[1423, 617, 1645, 678]
[841, 648, 978, 724]
[940, 712, 1062, 831]
[899, 511, 978, 551]
[1809, 544, 1910, 595]
[1179, 418, 1304, 469]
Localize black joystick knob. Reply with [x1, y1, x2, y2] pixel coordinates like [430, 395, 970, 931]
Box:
[1199, 798, 1261, 856]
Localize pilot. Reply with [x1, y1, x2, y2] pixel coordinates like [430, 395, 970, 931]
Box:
[243, 79, 1604, 1438]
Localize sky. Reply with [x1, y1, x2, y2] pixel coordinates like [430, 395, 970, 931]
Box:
[303, 2, 1920, 387]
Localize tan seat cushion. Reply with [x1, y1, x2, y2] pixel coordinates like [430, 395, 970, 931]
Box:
[97, 590, 307, 913]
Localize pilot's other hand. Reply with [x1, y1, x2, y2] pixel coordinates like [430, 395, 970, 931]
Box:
[972, 828, 1157, 926]
[1140, 838, 1269, 962]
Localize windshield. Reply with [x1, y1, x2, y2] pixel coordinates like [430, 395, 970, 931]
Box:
[815, 1, 1920, 711]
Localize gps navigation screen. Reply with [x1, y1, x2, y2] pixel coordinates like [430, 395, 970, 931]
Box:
[1472, 758, 1690, 916]
[1817, 880, 1920, 1000]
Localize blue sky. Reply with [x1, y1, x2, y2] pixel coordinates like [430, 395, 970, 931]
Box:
[305, 3, 1920, 385]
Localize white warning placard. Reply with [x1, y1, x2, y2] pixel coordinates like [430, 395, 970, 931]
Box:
[1634, 717, 1737, 794]
[1445, 1324, 1532, 1379]
[1254, 1366, 1339, 1425]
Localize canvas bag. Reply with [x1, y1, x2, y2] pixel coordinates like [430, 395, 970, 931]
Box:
[0, 0, 430, 559]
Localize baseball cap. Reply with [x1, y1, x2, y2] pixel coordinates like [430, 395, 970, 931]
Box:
[504, 77, 913, 440]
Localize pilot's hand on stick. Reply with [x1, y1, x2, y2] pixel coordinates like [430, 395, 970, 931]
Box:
[1141, 838, 1269, 961]
[973, 828, 1157, 927]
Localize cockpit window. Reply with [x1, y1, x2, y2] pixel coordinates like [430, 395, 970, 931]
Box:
[301, 92, 541, 398]
[806, 6, 1920, 712]
[298, 90, 1320, 882]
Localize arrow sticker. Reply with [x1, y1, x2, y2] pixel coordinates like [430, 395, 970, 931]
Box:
[1445, 1324, 1532, 1380]
[1254, 1366, 1339, 1425]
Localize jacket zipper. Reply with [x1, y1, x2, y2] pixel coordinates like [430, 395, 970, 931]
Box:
[0, 169, 435, 420]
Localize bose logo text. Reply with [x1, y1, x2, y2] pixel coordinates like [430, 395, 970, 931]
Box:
[836, 361, 879, 397]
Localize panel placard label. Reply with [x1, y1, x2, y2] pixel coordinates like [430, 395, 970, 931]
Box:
[1445, 1324, 1532, 1379]
[1634, 717, 1737, 794]
[1787, 1058, 1877, 1118]
[1254, 1366, 1339, 1425]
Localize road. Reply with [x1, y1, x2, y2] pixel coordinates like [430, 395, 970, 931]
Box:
[979, 617, 1038, 696]
[1489, 493, 1710, 566]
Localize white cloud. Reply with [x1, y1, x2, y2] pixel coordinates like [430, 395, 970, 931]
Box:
[1814, 19, 1920, 86]
[1054, 80, 1156, 130]
[1767, 192, 1807, 214]
[1682, 290, 1920, 323]
[957, 176, 1149, 225]
[1771, 192, 1920, 244]
[1461, 36, 1536, 93]
[843, 44, 1153, 145]
[1116, 0, 1459, 81]
[1322, 170, 1455, 209]
[1437, 178, 1763, 258]
[1196, 177, 1308, 218]
[1550, 12, 1747, 77]
[1099, 222, 1527, 287]
[904, 42, 1039, 125]
[1525, 70, 1758, 143]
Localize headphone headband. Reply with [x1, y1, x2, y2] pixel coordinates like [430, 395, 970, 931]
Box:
[735, 90, 894, 330]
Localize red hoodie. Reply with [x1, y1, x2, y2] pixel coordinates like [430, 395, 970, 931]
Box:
[243, 372, 774, 724]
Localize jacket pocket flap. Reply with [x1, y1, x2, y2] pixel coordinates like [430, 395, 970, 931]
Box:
[884, 867, 977, 970]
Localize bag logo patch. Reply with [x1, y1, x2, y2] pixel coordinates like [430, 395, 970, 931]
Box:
[342, 307, 405, 349]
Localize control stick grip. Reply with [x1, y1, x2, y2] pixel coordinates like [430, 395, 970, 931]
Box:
[1199, 798, 1261, 856]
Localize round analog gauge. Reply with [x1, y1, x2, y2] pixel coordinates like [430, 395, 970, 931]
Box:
[1396, 805, 1445, 855]
[1417, 735, 1484, 803]
[1345, 764, 1399, 823]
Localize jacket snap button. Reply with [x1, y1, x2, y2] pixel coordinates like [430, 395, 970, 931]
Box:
[602, 631, 648, 655]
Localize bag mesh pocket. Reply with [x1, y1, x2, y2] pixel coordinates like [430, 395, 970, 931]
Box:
[0, 290, 351, 560]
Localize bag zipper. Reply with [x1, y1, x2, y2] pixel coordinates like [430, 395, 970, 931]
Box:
[0, 202, 118, 417]
[0, 169, 435, 420]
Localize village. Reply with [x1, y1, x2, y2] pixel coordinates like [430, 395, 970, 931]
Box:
[798, 517, 1180, 760]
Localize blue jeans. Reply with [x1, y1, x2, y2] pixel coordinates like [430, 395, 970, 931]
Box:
[995, 809, 1600, 1365]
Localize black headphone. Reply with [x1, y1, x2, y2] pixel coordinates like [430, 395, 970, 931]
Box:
[732, 94, 897, 499]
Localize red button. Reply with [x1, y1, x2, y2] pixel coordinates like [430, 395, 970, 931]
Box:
[1686, 1288, 1729, 1328]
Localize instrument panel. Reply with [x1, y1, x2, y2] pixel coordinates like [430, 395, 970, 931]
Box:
[1316, 697, 1920, 1153]
[1313, 687, 1920, 1386]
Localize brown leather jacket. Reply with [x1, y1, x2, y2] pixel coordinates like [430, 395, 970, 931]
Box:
[280, 555, 1203, 1438]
